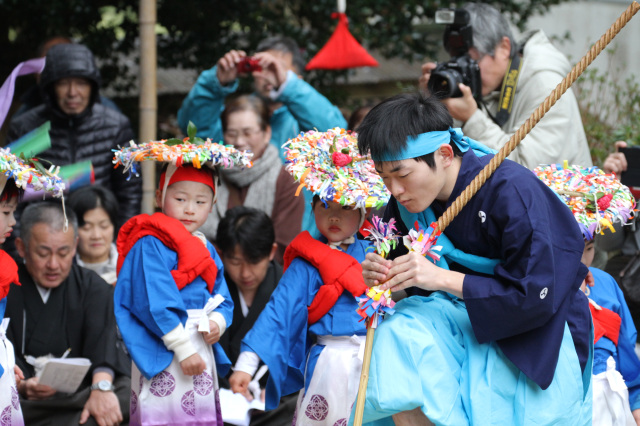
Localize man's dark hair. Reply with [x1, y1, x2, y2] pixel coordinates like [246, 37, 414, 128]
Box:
[67, 185, 119, 236]
[216, 206, 275, 263]
[0, 179, 23, 203]
[357, 92, 460, 169]
[256, 36, 306, 76]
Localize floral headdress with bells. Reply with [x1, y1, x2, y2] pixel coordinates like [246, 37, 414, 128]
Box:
[534, 161, 636, 240]
[282, 127, 389, 209]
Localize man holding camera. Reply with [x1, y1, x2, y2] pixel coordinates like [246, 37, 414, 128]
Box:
[177, 36, 347, 161]
[420, 2, 592, 170]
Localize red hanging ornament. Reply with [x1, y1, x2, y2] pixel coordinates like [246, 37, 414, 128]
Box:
[306, 10, 379, 71]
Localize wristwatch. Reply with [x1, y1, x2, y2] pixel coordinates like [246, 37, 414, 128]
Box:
[90, 380, 115, 392]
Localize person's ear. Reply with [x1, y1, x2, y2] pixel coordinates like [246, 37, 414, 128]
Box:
[496, 36, 512, 61]
[264, 125, 272, 145]
[438, 144, 455, 167]
[268, 243, 278, 261]
[15, 237, 26, 259]
[71, 236, 79, 256]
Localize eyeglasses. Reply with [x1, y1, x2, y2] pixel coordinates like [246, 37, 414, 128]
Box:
[223, 128, 263, 142]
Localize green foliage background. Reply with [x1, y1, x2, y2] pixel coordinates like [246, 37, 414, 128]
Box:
[0, 0, 565, 97]
[574, 50, 640, 167]
[5, 0, 633, 163]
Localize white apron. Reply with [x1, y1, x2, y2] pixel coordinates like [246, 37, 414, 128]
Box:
[130, 308, 222, 425]
[592, 356, 636, 426]
[295, 335, 364, 426]
[0, 318, 24, 426]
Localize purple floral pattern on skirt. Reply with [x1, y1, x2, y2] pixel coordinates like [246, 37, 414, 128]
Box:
[10, 387, 18, 410]
[305, 394, 329, 421]
[334, 419, 348, 426]
[181, 390, 195, 416]
[0, 406, 11, 426]
[149, 371, 176, 397]
[130, 390, 138, 415]
[215, 389, 223, 425]
[193, 371, 213, 396]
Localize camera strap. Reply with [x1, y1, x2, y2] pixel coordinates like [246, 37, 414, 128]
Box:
[492, 54, 522, 127]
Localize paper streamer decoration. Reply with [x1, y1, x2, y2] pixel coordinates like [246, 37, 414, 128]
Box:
[356, 216, 399, 325]
[113, 138, 253, 181]
[283, 127, 389, 209]
[534, 162, 636, 239]
[0, 148, 65, 198]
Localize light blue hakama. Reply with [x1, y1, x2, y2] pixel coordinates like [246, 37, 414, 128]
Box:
[350, 292, 593, 425]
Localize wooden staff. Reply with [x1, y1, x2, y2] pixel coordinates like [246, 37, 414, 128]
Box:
[353, 2, 640, 424]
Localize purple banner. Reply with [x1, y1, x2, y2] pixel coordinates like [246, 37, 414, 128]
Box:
[0, 57, 46, 128]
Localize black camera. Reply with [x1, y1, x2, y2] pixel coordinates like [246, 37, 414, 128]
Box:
[427, 9, 482, 101]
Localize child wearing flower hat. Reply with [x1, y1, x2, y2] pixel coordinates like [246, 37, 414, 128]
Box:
[228, 128, 388, 425]
[535, 163, 640, 425]
[0, 177, 24, 426]
[114, 162, 236, 425]
[0, 147, 66, 426]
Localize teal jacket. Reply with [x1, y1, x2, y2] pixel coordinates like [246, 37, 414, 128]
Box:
[177, 66, 347, 160]
[177, 66, 347, 234]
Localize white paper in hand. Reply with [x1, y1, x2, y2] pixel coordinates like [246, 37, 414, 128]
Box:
[37, 357, 92, 393]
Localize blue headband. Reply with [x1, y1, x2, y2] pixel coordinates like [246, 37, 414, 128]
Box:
[371, 127, 495, 162]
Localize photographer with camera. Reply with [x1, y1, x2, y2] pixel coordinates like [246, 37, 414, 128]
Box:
[420, 2, 592, 170]
[177, 36, 346, 237]
[177, 36, 347, 162]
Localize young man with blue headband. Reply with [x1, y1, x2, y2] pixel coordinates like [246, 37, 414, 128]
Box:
[353, 93, 593, 425]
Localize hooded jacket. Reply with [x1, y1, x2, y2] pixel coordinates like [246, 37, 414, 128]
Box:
[7, 44, 141, 226]
[462, 30, 592, 170]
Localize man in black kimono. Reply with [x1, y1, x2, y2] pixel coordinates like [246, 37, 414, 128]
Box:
[5, 201, 130, 426]
[216, 206, 296, 426]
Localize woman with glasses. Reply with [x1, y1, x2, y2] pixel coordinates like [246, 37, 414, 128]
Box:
[201, 94, 304, 263]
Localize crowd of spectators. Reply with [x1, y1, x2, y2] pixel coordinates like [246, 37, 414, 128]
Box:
[2, 2, 640, 424]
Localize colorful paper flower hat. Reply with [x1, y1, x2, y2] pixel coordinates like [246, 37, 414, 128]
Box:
[112, 122, 253, 179]
[283, 127, 390, 209]
[533, 162, 636, 239]
[0, 148, 65, 198]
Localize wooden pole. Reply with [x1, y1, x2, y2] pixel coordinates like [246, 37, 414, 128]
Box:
[353, 2, 640, 424]
[139, 0, 157, 214]
[353, 316, 376, 426]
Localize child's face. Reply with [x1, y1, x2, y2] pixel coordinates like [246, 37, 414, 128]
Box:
[0, 196, 18, 245]
[581, 240, 595, 268]
[313, 200, 361, 245]
[157, 180, 214, 234]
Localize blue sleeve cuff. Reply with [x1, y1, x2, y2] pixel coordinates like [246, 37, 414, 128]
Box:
[204, 65, 239, 96]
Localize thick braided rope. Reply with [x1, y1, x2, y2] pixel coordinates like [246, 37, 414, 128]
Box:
[435, 1, 640, 234]
[353, 5, 639, 426]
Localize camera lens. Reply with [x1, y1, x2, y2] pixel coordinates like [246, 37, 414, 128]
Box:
[428, 69, 464, 98]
